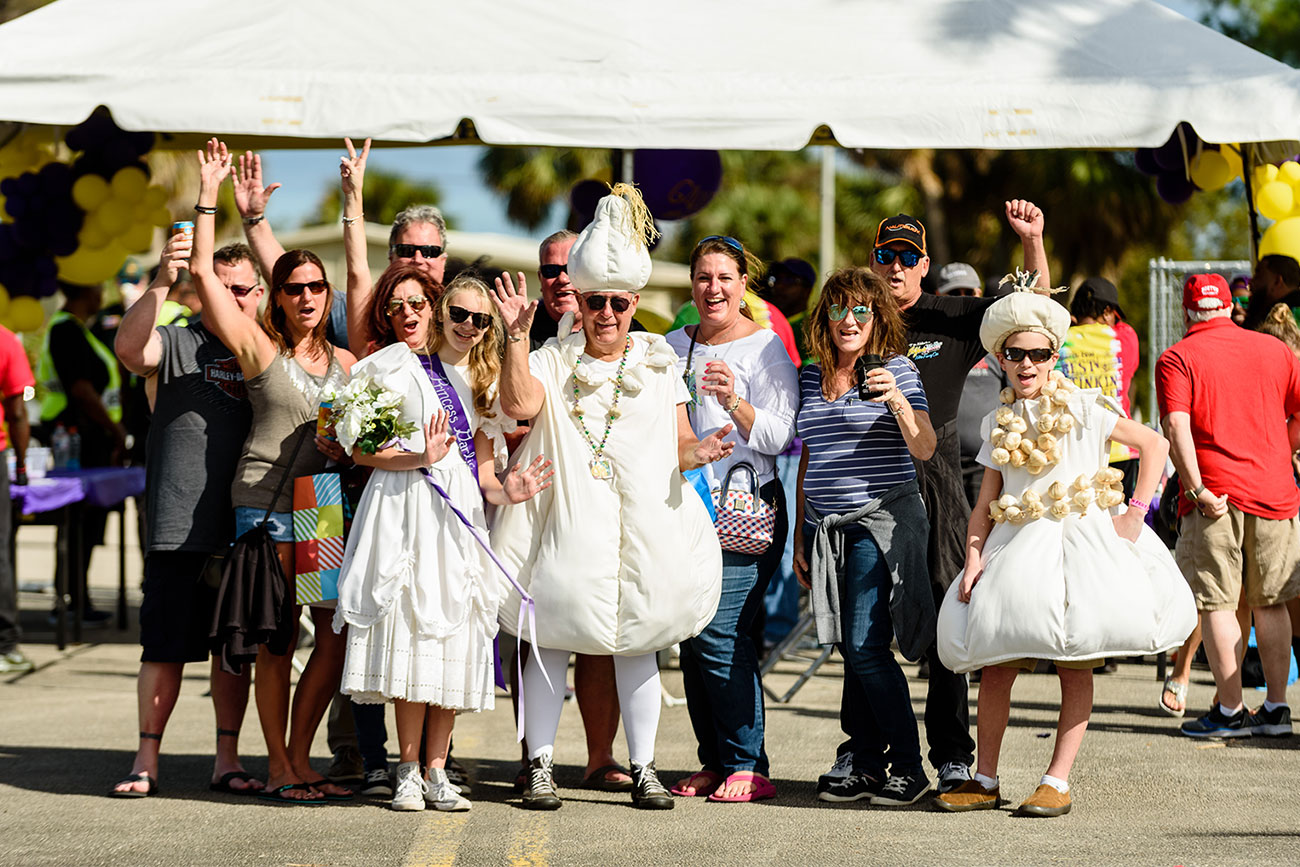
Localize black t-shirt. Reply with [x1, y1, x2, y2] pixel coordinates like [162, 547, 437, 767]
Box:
[47, 318, 116, 467]
[1242, 288, 1300, 332]
[902, 292, 997, 429]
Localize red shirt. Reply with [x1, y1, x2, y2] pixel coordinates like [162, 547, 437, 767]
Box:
[0, 325, 34, 453]
[1155, 316, 1300, 519]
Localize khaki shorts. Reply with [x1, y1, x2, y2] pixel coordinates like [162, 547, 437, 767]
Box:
[996, 658, 1103, 672]
[1175, 506, 1300, 611]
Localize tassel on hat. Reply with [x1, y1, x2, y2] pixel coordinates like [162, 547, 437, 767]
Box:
[568, 183, 659, 294]
[978, 269, 1071, 355]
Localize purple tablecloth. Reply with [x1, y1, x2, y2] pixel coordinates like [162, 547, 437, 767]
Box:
[49, 467, 146, 508]
[10, 476, 85, 514]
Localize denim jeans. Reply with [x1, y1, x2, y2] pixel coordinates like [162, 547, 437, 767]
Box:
[827, 524, 923, 778]
[763, 452, 802, 643]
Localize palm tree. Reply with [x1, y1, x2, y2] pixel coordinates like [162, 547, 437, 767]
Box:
[313, 169, 445, 228]
[477, 147, 610, 231]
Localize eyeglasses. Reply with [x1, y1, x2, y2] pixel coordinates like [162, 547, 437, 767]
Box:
[540, 263, 568, 280]
[1233, 295, 1250, 309]
[386, 295, 429, 316]
[447, 305, 493, 330]
[697, 235, 743, 252]
[280, 280, 329, 297]
[829, 303, 873, 324]
[228, 284, 257, 298]
[584, 294, 631, 314]
[1002, 346, 1054, 364]
[873, 247, 923, 268]
[390, 243, 445, 260]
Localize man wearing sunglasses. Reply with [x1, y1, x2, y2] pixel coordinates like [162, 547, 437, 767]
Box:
[388, 205, 449, 285]
[529, 230, 646, 351]
[109, 237, 267, 798]
[827, 202, 1050, 798]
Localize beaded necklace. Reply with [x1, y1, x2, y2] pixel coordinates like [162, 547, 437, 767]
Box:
[570, 336, 631, 480]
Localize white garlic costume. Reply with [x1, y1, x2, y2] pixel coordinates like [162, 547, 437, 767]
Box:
[936, 285, 1196, 674]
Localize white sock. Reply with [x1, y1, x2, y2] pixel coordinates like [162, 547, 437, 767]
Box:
[1262, 700, 1287, 712]
[1040, 774, 1069, 794]
[613, 652, 662, 766]
[974, 772, 999, 791]
[1218, 702, 1244, 718]
[523, 646, 571, 762]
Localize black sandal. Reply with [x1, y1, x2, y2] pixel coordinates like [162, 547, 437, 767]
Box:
[258, 783, 326, 805]
[109, 771, 158, 799]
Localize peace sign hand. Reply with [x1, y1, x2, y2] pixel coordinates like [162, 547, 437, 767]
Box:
[340, 137, 370, 203]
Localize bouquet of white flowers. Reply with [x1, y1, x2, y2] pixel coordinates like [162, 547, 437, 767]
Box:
[326, 375, 416, 456]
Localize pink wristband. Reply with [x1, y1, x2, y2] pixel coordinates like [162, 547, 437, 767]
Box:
[1128, 497, 1150, 513]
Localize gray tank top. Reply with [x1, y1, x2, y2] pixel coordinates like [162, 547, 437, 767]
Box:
[232, 352, 348, 513]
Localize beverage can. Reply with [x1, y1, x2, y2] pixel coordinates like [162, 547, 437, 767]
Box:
[171, 221, 195, 241]
[317, 400, 336, 441]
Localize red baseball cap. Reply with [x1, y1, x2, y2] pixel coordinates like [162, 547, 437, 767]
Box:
[1182, 273, 1231, 312]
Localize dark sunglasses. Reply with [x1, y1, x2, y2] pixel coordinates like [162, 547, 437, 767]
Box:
[540, 263, 568, 279]
[390, 243, 444, 260]
[447, 304, 492, 330]
[697, 235, 743, 252]
[1233, 295, 1250, 309]
[829, 303, 873, 323]
[386, 295, 429, 315]
[1002, 346, 1054, 364]
[280, 280, 328, 297]
[584, 294, 631, 314]
[228, 284, 258, 298]
[873, 247, 923, 268]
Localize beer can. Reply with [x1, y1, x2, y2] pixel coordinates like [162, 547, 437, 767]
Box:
[171, 221, 194, 241]
[317, 399, 336, 441]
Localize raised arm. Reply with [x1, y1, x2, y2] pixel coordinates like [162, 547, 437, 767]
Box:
[233, 150, 286, 280]
[114, 231, 191, 376]
[340, 137, 374, 358]
[491, 271, 546, 419]
[1005, 199, 1050, 290]
[190, 139, 272, 376]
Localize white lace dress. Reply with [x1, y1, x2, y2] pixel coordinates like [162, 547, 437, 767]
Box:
[332, 342, 514, 709]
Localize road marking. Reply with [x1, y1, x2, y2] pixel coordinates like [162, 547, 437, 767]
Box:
[402, 812, 470, 867]
[507, 813, 550, 867]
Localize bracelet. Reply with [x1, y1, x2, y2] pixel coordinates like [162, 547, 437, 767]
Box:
[242, 214, 265, 226]
[1183, 483, 1206, 503]
[887, 398, 905, 417]
[506, 333, 524, 344]
[1128, 497, 1150, 513]
[341, 213, 364, 225]
[193, 204, 218, 215]
[725, 394, 741, 414]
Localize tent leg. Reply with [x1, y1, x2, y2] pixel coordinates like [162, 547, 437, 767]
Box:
[819, 145, 835, 284]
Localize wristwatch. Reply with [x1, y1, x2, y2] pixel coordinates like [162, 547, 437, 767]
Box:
[1184, 483, 1206, 503]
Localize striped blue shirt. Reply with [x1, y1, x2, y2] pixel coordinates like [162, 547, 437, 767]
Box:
[796, 356, 929, 515]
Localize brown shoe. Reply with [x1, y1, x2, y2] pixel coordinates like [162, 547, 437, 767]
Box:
[1015, 784, 1072, 817]
[934, 779, 1000, 812]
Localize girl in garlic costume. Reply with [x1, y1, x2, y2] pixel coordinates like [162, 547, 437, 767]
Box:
[934, 273, 1195, 819]
[490, 185, 729, 811]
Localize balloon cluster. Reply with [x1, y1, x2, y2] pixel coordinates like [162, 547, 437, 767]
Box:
[1134, 122, 1243, 204]
[1256, 160, 1300, 261]
[0, 109, 170, 331]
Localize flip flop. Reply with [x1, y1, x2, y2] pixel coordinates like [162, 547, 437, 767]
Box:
[707, 771, 776, 803]
[209, 770, 265, 795]
[304, 778, 354, 801]
[581, 763, 634, 792]
[670, 769, 723, 798]
[109, 772, 158, 799]
[1159, 677, 1188, 718]
[258, 783, 327, 805]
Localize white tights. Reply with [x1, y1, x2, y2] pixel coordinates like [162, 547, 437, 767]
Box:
[523, 646, 661, 765]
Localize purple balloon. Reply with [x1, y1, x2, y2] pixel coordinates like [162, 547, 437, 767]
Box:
[1134, 148, 1161, 176]
[632, 149, 723, 220]
[568, 178, 609, 231]
[1157, 171, 1196, 204]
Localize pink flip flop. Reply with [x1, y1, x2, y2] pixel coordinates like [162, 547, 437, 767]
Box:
[707, 771, 776, 803]
[670, 769, 723, 798]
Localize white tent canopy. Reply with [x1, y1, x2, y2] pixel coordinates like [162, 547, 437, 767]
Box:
[0, 0, 1298, 151]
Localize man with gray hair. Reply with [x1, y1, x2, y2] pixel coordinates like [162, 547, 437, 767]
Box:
[389, 204, 449, 285]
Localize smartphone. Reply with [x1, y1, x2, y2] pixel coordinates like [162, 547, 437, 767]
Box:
[856, 354, 885, 401]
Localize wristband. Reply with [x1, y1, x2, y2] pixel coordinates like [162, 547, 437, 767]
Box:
[242, 214, 265, 226]
[506, 333, 524, 344]
[1183, 483, 1206, 503]
[725, 394, 741, 414]
[1127, 497, 1150, 513]
[194, 204, 218, 215]
[341, 213, 364, 225]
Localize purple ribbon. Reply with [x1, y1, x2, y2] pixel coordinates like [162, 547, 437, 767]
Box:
[419, 353, 478, 478]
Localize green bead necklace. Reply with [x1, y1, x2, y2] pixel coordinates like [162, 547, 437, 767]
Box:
[571, 336, 631, 480]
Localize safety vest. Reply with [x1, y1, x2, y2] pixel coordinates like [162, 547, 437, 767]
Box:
[37, 310, 123, 424]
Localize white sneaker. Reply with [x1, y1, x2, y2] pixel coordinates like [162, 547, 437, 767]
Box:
[424, 767, 471, 811]
[816, 753, 854, 794]
[391, 762, 426, 812]
[937, 761, 972, 794]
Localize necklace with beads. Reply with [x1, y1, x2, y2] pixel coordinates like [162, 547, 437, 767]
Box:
[570, 336, 631, 480]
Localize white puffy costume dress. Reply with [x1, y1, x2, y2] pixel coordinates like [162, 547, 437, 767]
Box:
[332, 342, 513, 710]
[490, 328, 723, 655]
[936, 375, 1197, 674]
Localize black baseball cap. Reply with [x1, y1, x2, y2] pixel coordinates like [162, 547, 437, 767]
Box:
[874, 214, 927, 254]
[1078, 276, 1126, 320]
[768, 257, 816, 287]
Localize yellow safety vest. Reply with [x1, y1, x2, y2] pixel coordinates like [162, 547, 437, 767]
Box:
[37, 310, 123, 424]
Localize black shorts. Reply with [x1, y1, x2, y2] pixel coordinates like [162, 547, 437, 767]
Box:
[139, 551, 220, 664]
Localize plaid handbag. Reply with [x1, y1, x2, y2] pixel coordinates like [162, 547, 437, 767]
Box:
[712, 462, 776, 555]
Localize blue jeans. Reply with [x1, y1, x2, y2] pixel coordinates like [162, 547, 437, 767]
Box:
[763, 452, 802, 643]
[826, 525, 923, 778]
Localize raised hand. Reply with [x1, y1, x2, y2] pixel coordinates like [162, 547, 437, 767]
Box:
[422, 410, 455, 466]
[340, 137, 370, 202]
[156, 230, 192, 286]
[503, 454, 555, 503]
[491, 271, 539, 340]
[1005, 199, 1044, 241]
[196, 138, 233, 194]
[693, 423, 736, 466]
[701, 360, 737, 409]
[232, 151, 281, 218]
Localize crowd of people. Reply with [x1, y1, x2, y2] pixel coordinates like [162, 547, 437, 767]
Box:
[2, 134, 1294, 818]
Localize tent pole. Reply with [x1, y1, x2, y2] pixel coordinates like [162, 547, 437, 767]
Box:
[1240, 143, 1259, 264]
[819, 145, 835, 284]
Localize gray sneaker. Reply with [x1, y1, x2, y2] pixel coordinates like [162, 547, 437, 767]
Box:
[1245, 704, 1293, 738]
[425, 767, 471, 811]
[521, 755, 561, 811]
[0, 650, 34, 674]
[937, 761, 972, 794]
[360, 767, 392, 797]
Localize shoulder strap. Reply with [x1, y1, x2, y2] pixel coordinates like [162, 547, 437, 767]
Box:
[262, 423, 313, 523]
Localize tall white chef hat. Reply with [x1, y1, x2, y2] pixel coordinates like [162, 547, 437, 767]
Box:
[568, 183, 659, 294]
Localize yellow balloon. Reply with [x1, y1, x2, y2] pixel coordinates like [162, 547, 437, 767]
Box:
[1257, 181, 1295, 221]
[1190, 151, 1232, 191]
[142, 186, 168, 210]
[1221, 144, 1243, 180]
[1260, 216, 1300, 259]
[94, 199, 133, 237]
[0, 285, 11, 319]
[110, 166, 148, 204]
[78, 221, 111, 250]
[1280, 161, 1300, 188]
[71, 174, 111, 211]
[5, 296, 45, 333]
[149, 206, 172, 227]
[1254, 164, 1279, 187]
[56, 243, 127, 286]
[121, 221, 155, 253]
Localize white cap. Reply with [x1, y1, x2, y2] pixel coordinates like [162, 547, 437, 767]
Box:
[568, 184, 657, 294]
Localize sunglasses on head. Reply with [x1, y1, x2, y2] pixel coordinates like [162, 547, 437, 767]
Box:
[280, 280, 328, 297]
[447, 304, 493, 330]
[584, 294, 631, 314]
[390, 243, 444, 260]
[873, 247, 923, 268]
[540, 263, 568, 279]
[228, 284, 257, 298]
[697, 235, 743, 253]
[1002, 346, 1054, 364]
[386, 294, 429, 315]
[829, 303, 873, 324]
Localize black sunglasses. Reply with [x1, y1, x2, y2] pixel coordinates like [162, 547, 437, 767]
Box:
[280, 280, 328, 297]
[1002, 346, 1054, 364]
[540, 263, 568, 279]
[697, 235, 743, 252]
[873, 247, 923, 268]
[447, 304, 492, 330]
[228, 284, 258, 297]
[390, 243, 445, 260]
[584, 294, 631, 314]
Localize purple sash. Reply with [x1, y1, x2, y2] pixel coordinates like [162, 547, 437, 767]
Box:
[419, 353, 477, 477]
